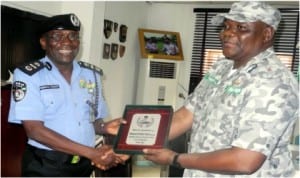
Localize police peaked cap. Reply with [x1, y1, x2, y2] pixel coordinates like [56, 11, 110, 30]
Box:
[40, 13, 81, 35]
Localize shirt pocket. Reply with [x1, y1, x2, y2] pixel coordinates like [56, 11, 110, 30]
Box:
[40, 86, 65, 116]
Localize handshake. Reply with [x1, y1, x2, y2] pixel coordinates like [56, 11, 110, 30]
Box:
[91, 144, 130, 170]
[90, 118, 130, 170]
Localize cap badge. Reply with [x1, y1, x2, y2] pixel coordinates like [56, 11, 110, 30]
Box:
[70, 14, 80, 27]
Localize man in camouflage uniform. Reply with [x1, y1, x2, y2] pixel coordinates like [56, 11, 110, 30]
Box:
[143, 1, 299, 177]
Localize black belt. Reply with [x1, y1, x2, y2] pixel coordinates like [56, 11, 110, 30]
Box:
[27, 144, 82, 164]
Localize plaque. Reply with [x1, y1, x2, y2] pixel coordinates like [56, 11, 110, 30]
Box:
[113, 105, 173, 154]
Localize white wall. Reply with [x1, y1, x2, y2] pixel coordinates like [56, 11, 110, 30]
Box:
[98, 1, 148, 118]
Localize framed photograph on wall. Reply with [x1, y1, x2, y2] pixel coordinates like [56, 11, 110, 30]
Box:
[102, 43, 110, 59]
[138, 28, 184, 60]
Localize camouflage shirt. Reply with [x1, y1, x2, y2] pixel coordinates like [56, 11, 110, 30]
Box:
[184, 47, 298, 177]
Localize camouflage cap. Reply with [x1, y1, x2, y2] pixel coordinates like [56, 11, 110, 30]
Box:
[40, 13, 81, 35]
[211, 1, 281, 30]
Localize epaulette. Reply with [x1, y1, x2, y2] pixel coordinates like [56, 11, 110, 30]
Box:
[78, 61, 103, 76]
[18, 61, 45, 76]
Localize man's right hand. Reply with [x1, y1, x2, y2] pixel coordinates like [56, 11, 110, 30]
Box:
[90, 145, 116, 170]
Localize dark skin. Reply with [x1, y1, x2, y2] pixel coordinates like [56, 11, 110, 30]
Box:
[143, 20, 275, 175]
[220, 19, 274, 68]
[22, 29, 128, 170]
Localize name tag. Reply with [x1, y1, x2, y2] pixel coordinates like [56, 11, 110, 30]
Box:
[40, 85, 60, 90]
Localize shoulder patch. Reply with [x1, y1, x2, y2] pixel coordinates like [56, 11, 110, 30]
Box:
[78, 61, 103, 76]
[18, 61, 45, 76]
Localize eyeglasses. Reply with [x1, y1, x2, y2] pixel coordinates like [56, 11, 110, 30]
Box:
[47, 32, 80, 42]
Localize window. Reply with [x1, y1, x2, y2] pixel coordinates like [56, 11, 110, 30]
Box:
[189, 8, 299, 93]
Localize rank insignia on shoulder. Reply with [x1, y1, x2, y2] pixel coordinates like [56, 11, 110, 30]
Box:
[18, 61, 45, 76]
[78, 61, 103, 76]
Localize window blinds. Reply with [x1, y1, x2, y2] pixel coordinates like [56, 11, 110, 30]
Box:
[274, 9, 299, 74]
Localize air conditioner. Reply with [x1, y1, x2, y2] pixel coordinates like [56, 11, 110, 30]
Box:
[134, 58, 180, 177]
[136, 58, 179, 107]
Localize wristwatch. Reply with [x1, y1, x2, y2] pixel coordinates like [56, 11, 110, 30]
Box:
[97, 119, 106, 134]
[171, 154, 182, 168]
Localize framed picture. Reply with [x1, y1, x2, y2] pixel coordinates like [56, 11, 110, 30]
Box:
[102, 43, 110, 59]
[111, 43, 118, 60]
[113, 105, 173, 154]
[138, 28, 184, 60]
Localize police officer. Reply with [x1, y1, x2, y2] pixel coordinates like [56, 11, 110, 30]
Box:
[8, 13, 127, 176]
[142, 1, 298, 177]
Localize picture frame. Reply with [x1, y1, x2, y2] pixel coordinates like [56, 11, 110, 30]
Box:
[111, 43, 118, 60]
[102, 43, 110, 59]
[138, 28, 184, 60]
[113, 105, 173, 154]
